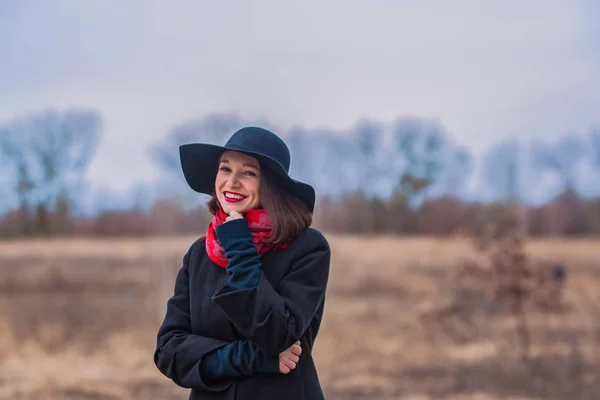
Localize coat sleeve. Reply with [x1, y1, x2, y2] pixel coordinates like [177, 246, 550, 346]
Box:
[200, 340, 280, 379]
[212, 220, 331, 356]
[154, 244, 278, 390]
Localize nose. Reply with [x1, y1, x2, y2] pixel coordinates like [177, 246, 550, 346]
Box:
[227, 172, 241, 188]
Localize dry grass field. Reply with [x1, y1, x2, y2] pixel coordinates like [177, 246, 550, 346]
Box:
[1, 234, 599, 399]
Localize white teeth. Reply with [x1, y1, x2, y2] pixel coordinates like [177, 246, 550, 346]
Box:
[225, 192, 244, 200]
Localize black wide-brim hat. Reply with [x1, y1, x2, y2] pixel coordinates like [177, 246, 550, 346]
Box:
[179, 126, 316, 212]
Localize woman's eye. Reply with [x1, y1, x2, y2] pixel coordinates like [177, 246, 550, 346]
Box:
[219, 166, 230, 172]
[244, 171, 257, 176]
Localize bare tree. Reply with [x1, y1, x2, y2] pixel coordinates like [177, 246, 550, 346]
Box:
[444, 146, 472, 197]
[592, 127, 600, 171]
[482, 139, 521, 202]
[531, 135, 585, 192]
[391, 117, 467, 205]
[0, 108, 102, 235]
[286, 126, 316, 187]
[353, 118, 385, 196]
[15, 161, 36, 235]
[286, 127, 354, 196]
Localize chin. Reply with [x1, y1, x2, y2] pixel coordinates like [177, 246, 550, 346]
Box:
[222, 202, 248, 214]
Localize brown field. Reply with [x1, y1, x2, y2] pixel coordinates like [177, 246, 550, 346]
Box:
[1, 235, 599, 399]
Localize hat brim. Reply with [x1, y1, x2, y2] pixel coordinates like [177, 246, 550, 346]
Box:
[179, 143, 316, 212]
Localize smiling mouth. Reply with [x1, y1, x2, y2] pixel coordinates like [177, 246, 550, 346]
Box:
[223, 191, 247, 203]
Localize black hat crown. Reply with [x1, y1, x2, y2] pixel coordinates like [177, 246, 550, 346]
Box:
[224, 127, 291, 172]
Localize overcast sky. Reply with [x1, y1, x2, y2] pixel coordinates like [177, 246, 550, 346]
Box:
[1, 0, 599, 198]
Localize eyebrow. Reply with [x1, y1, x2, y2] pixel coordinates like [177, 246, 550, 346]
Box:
[220, 159, 259, 170]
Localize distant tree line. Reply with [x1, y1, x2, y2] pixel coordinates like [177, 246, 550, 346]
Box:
[1, 189, 599, 238]
[1, 110, 599, 239]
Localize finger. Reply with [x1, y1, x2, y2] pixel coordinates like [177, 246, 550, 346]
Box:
[280, 363, 290, 374]
[289, 354, 299, 363]
[291, 344, 302, 356]
[283, 358, 297, 370]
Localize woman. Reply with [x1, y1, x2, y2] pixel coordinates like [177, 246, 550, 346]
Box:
[154, 126, 331, 400]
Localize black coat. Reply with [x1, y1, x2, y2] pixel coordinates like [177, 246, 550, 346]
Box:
[154, 224, 331, 400]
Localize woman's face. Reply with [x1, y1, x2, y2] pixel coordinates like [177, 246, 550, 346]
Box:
[215, 150, 261, 214]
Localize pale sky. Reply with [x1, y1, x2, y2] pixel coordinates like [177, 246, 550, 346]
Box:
[1, 1, 599, 199]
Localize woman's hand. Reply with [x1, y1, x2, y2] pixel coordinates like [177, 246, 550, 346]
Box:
[279, 341, 302, 374]
[225, 210, 244, 222]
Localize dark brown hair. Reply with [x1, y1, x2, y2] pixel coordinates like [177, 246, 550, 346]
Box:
[207, 159, 312, 244]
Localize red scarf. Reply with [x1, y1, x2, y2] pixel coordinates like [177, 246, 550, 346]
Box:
[206, 207, 287, 268]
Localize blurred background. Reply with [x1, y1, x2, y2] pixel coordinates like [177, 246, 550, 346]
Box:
[1, 1, 599, 399]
